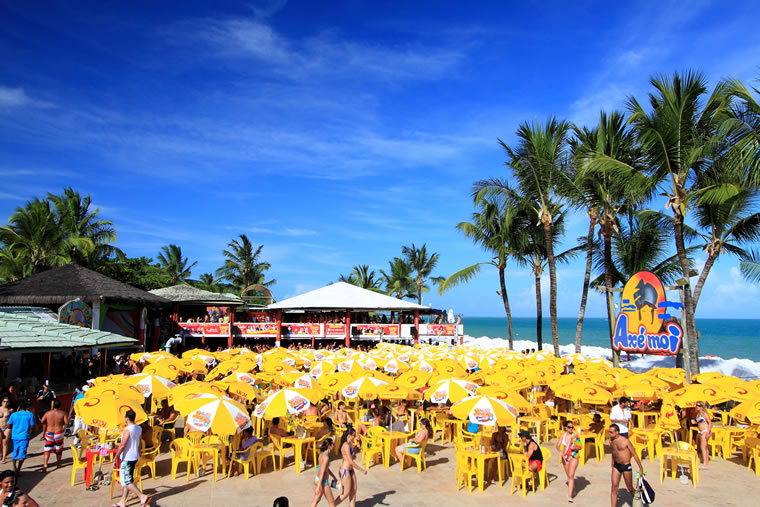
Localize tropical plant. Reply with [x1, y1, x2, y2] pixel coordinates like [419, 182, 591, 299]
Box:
[740, 249, 760, 283]
[157, 244, 197, 285]
[401, 243, 445, 305]
[104, 255, 171, 291]
[345, 264, 383, 291]
[722, 78, 760, 188]
[337, 272, 358, 285]
[194, 273, 222, 293]
[0, 199, 68, 274]
[439, 198, 524, 349]
[380, 258, 417, 299]
[215, 234, 274, 294]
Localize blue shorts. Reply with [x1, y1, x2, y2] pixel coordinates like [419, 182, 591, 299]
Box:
[12, 439, 29, 460]
[401, 443, 420, 455]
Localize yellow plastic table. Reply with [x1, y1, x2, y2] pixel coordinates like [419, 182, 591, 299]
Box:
[192, 443, 224, 482]
[379, 431, 410, 467]
[441, 419, 460, 443]
[660, 446, 699, 487]
[281, 436, 316, 473]
[464, 449, 502, 492]
[631, 428, 660, 461]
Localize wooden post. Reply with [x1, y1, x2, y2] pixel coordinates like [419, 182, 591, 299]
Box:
[604, 287, 620, 368]
[275, 310, 283, 348]
[228, 307, 236, 349]
[413, 311, 420, 345]
[100, 349, 107, 376]
[42, 352, 52, 381]
[311, 336, 315, 348]
[138, 307, 146, 348]
[345, 310, 351, 348]
[152, 317, 160, 352]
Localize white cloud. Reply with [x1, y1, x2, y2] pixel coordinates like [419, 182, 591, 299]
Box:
[0, 86, 31, 108]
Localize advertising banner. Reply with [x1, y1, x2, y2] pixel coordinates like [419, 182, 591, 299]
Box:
[612, 271, 684, 355]
[285, 323, 322, 336]
[237, 322, 278, 336]
[353, 324, 400, 337]
[58, 299, 93, 328]
[325, 323, 346, 336]
[426, 324, 457, 336]
[181, 323, 230, 337]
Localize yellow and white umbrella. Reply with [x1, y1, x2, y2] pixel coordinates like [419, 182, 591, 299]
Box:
[337, 360, 367, 375]
[225, 381, 258, 401]
[395, 370, 433, 390]
[168, 381, 227, 409]
[179, 394, 251, 435]
[451, 395, 519, 427]
[383, 358, 410, 375]
[221, 371, 257, 385]
[309, 361, 337, 379]
[77, 395, 148, 430]
[425, 378, 478, 404]
[142, 362, 181, 381]
[475, 386, 531, 413]
[410, 359, 436, 373]
[341, 376, 389, 400]
[85, 384, 143, 403]
[120, 373, 176, 399]
[253, 388, 321, 420]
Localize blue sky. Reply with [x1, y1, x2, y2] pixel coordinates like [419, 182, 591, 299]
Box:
[2, 0, 760, 319]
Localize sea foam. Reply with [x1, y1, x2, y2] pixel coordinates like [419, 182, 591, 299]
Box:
[462, 335, 760, 380]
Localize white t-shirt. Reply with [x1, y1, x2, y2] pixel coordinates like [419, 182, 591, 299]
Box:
[122, 423, 142, 462]
[610, 404, 631, 433]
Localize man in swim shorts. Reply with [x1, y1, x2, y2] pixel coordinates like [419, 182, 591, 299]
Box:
[608, 423, 643, 507]
[40, 399, 67, 472]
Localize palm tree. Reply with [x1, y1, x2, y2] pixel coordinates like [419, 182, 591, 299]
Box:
[346, 264, 382, 291]
[402, 243, 444, 305]
[0, 245, 29, 282]
[48, 188, 122, 269]
[157, 244, 197, 285]
[438, 198, 525, 349]
[572, 111, 652, 353]
[625, 71, 732, 373]
[337, 272, 358, 285]
[380, 258, 417, 299]
[194, 273, 221, 293]
[480, 118, 575, 356]
[740, 249, 760, 283]
[215, 234, 274, 294]
[0, 199, 68, 274]
[722, 77, 760, 187]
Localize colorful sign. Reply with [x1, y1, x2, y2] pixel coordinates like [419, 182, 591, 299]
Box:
[236, 323, 278, 336]
[325, 323, 346, 336]
[612, 271, 684, 355]
[285, 323, 322, 336]
[182, 323, 230, 337]
[426, 324, 457, 336]
[58, 299, 93, 328]
[354, 324, 400, 337]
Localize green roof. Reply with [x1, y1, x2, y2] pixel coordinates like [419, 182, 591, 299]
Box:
[0, 308, 137, 352]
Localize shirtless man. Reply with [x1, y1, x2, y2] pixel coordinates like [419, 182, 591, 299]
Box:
[40, 400, 67, 472]
[0, 397, 12, 464]
[334, 402, 352, 428]
[608, 423, 643, 507]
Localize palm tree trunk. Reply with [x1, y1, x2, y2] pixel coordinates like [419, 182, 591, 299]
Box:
[575, 218, 596, 353]
[535, 267, 543, 351]
[673, 214, 700, 374]
[603, 230, 616, 340]
[417, 279, 423, 305]
[544, 223, 560, 357]
[692, 252, 717, 311]
[498, 265, 514, 349]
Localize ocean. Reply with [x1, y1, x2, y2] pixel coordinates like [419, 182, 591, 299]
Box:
[461, 316, 760, 380]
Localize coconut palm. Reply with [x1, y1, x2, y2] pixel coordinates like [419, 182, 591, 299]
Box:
[194, 273, 221, 293]
[344, 264, 382, 291]
[402, 243, 445, 305]
[337, 272, 358, 285]
[157, 244, 197, 285]
[438, 198, 525, 349]
[571, 111, 652, 352]
[215, 234, 274, 294]
[479, 118, 576, 356]
[740, 249, 760, 283]
[0, 199, 69, 274]
[48, 187, 122, 270]
[624, 71, 733, 373]
[722, 77, 760, 187]
[380, 258, 417, 299]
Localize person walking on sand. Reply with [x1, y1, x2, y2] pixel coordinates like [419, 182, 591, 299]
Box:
[0, 397, 13, 464]
[40, 399, 67, 472]
[557, 420, 582, 502]
[113, 410, 151, 507]
[608, 423, 643, 507]
[335, 426, 366, 507]
[310, 438, 338, 507]
[6, 400, 35, 475]
[610, 397, 632, 438]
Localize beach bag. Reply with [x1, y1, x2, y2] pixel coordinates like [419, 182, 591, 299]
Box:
[639, 474, 655, 504]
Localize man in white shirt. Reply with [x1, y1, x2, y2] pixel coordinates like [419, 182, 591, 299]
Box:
[113, 410, 150, 507]
[610, 397, 632, 438]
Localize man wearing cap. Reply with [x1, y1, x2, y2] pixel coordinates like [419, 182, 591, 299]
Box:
[518, 430, 543, 474]
[610, 397, 632, 438]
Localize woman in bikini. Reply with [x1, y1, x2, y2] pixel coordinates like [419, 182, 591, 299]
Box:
[309, 438, 337, 507]
[335, 426, 366, 507]
[556, 420, 581, 502]
[0, 397, 12, 464]
[694, 401, 712, 468]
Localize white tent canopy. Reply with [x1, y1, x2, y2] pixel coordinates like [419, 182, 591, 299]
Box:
[268, 282, 430, 311]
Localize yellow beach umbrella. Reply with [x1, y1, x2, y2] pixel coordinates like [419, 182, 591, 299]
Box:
[279, 371, 317, 389]
[410, 359, 436, 373]
[692, 371, 724, 383]
[341, 376, 388, 400]
[375, 384, 420, 401]
[225, 381, 258, 401]
[362, 370, 394, 383]
[318, 372, 355, 393]
[78, 395, 148, 430]
[425, 378, 478, 404]
[180, 394, 251, 435]
[527, 370, 560, 387]
[190, 353, 216, 366]
[253, 388, 321, 420]
[171, 358, 208, 375]
[142, 362, 180, 381]
[434, 360, 466, 378]
[657, 399, 683, 431]
[475, 386, 531, 413]
[309, 360, 337, 379]
[221, 371, 257, 385]
[168, 381, 227, 408]
[451, 395, 519, 427]
[120, 373, 176, 399]
[337, 360, 367, 375]
[667, 383, 729, 407]
[483, 372, 531, 390]
[383, 358, 410, 375]
[92, 374, 125, 385]
[213, 351, 232, 362]
[395, 370, 433, 390]
[730, 396, 760, 424]
[85, 384, 143, 403]
[182, 348, 209, 360]
[555, 382, 612, 405]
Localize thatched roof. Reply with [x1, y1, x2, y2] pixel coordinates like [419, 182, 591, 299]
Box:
[0, 264, 171, 306]
[0, 307, 138, 351]
[149, 284, 243, 305]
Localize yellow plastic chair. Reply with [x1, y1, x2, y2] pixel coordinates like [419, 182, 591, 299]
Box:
[186, 431, 204, 445]
[508, 453, 536, 497]
[227, 444, 257, 479]
[252, 441, 276, 473]
[110, 462, 142, 499]
[363, 427, 387, 469]
[136, 440, 160, 481]
[706, 431, 723, 459]
[271, 435, 294, 470]
[538, 447, 551, 490]
[69, 445, 87, 486]
[630, 432, 650, 462]
[455, 449, 477, 493]
[430, 413, 447, 443]
[659, 441, 699, 487]
[170, 438, 197, 481]
[400, 439, 427, 472]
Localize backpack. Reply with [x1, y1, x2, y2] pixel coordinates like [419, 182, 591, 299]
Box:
[638, 474, 655, 504]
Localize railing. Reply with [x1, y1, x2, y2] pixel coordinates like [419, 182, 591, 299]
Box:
[178, 321, 463, 338]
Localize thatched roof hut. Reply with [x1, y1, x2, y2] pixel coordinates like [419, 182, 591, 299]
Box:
[149, 284, 243, 305]
[0, 264, 170, 306]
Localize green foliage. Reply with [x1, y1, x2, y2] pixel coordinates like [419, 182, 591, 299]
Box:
[103, 256, 171, 291]
[215, 234, 274, 295]
[402, 243, 444, 304]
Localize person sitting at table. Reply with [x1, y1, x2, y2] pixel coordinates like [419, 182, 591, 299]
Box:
[155, 399, 179, 427]
[544, 388, 556, 410]
[490, 425, 509, 458]
[393, 417, 431, 469]
[269, 418, 291, 439]
[588, 413, 604, 433]
[319, 399, 331, 420]
[518, 430, 543, 477]
[314, 418, 335, 441]
[304, 403, 320, 418]
[393, 400, 409, 425]
[140, 422, 153, 449]
[334, 402, 352, 428]
[229, 426, 258, 476]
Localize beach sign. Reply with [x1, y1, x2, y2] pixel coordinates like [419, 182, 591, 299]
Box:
[58, 298, 93, 328]
[612, 271, 684, 355]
